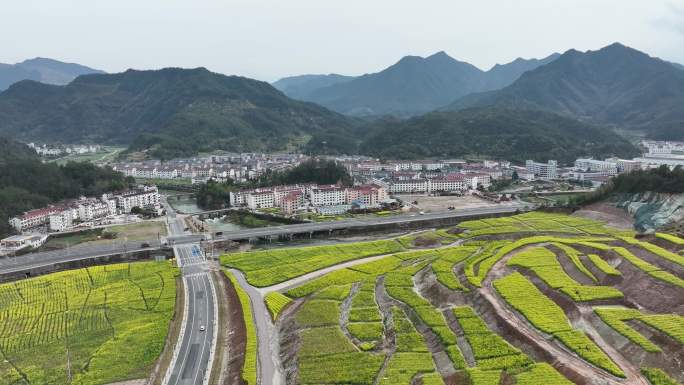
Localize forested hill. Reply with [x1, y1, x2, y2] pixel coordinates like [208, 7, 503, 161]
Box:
[275, 51, 559, 117]
[358, 107, 639, 162]
[0, 138, 132, 238]
[446, 43, 684, 139]
[0, 67, 357, 160]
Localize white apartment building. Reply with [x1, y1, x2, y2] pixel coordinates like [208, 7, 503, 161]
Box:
[109, 186, 161, 213]
[9, 206, 62, 232]
[49, 210, 74, 232]
[311, 186, 347, 206]
[464, 173, 492, 189]
[428, 177, 467, 193]
[574, 158, 618, 176]
[525, 160, 558, 180]
[246, 191, 275, 209]
[387, 179, 429, 194]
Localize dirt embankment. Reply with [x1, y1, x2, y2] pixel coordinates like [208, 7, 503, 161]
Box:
[218, 272, 248, 385]
[576, 244, 684, 315]
[573, 202, 635, 230]
[277, 298, 303, 385]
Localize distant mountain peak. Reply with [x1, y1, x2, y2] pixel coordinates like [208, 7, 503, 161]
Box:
[0, 57, 104, 90]
[446, 42, 684, 140]
[426, 51, 451, 59]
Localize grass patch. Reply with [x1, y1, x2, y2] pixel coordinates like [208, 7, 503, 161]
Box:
[587, 254, 621, 276]
[264, 292, 292, 321]
[515, 363, 574, 385]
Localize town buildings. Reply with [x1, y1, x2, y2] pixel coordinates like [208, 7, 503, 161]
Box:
[9, 186, 161, 233]
[111, 152, 306, 184]
[0, 233, 48, 255]
[229, 183, 389, 214]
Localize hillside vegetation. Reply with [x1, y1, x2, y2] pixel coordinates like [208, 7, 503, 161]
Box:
[0, 67, 356, 159]
[447, 43, 684, 139]
[0, 138, 132, 237]
[287, 51, 558, 117]
[359, 107, 638, 162]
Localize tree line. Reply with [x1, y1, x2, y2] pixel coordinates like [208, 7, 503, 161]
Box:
[569, 165, 684, 207]
[0, 155, 134, 238]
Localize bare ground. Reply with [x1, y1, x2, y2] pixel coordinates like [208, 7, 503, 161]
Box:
[104, 380, 147, 385]
[573, 202, 634, 230]
[482, 245, 648, 385]
[214, 270, 246, 385]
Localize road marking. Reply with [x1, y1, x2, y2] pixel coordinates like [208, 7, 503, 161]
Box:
[192, 275, 211, 385]
[170, 276, 198, 385]
[162, 275, 191, 385]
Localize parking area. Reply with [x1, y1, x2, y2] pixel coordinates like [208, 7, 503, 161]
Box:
[395, 194, 518, 213]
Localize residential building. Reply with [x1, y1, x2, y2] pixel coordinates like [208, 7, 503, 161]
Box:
[386, 179, 428, 194]
[525, 160, 558, 180]
[49, 210, 74, 232]
[428, 174, 468, 193]
[108, 185, 161, 213]
[246, 190, 275, 209]
[574, 158, 618, 176]
[311, 185, 347, 206]
[9, 206, 62, 232]
[0, 233, 48, 255]
[280, 191, 304, 214]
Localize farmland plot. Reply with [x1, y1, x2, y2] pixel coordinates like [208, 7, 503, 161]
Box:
[221, 212, 684, 385]
[0, 261, 178, 385]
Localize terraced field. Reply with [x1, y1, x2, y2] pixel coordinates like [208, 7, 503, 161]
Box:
[0, 261, 178, 385]
[222, 212, 684, 385]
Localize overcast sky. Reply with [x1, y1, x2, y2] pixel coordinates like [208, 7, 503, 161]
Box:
[2, 0, 683, 81]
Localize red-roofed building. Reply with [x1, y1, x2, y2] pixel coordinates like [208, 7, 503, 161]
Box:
[9, 206, 62, 232]
[280, 191, 304, 214]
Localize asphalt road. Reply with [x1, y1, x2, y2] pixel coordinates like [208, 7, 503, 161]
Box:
[164, 244, 217, 385]
[212, 204, 527, 241]
[163, 207, 218, 385]
[0, 204, 526, 276]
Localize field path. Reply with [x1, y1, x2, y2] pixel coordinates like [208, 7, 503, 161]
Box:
[229, 269, 283, 385]
[257, 254, 391, 294]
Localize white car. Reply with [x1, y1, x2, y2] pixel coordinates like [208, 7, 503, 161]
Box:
[199, 325, 205, 332]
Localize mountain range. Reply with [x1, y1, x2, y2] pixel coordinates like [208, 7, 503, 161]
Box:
[0, 67, 356, 159]
[272, 74, 355, 101]
[273, 51, 560, 117]
[446, 43, 684, 139]
[0, 57, 104, 91]
[0, 42, 682, 160]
